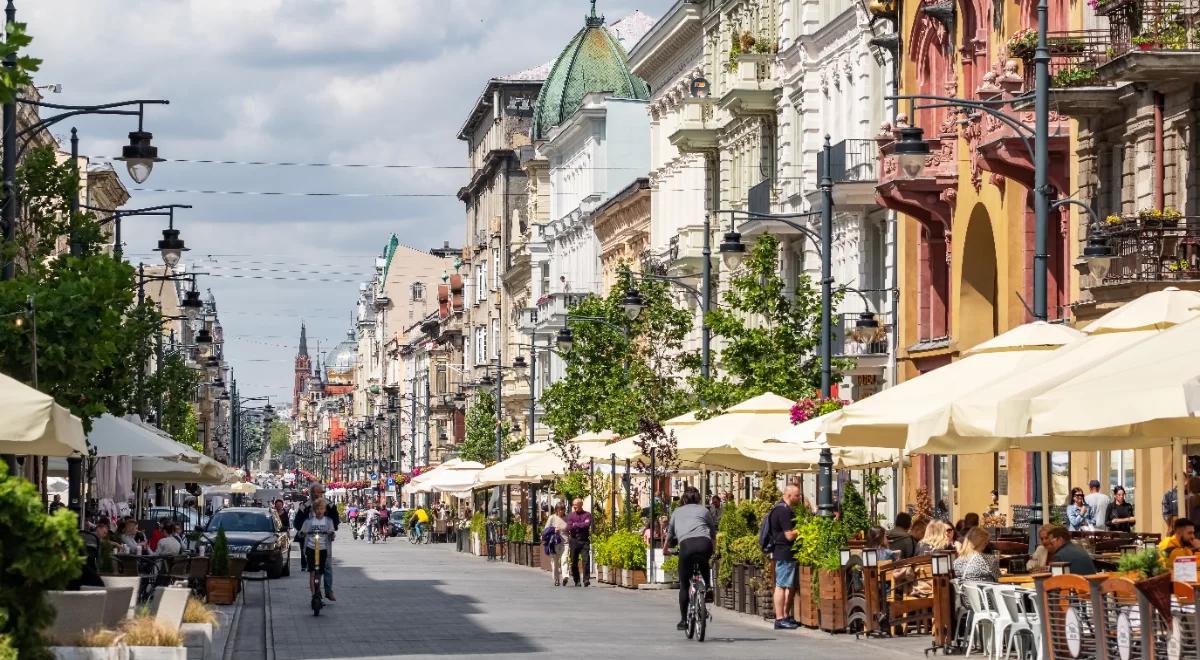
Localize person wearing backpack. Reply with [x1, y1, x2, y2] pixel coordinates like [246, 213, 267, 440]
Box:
[762, 482, 802, 630]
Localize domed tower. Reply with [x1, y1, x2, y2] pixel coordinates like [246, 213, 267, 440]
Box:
[293, 323, 311, 413]
[323, 329, 358, 396]
[530, 2, 651, 142]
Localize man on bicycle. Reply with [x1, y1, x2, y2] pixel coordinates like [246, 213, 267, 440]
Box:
[666, 487, 716, 631]
[410, 506, 430, 540]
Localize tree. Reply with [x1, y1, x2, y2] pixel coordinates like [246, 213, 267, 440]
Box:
[150, 353, 200, 448]
[540, 268, 696, 441]
[268, 421, 290, 457]
[458, 389, 518, 465]
[691, 234, 841, 413]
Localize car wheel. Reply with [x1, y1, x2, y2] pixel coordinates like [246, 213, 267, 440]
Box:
[267, 555, 284, 579]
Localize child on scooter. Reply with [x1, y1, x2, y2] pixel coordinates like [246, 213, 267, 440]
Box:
[300, 498, 336, 600]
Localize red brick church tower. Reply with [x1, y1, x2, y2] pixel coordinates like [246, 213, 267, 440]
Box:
[293, 323, 311, 413]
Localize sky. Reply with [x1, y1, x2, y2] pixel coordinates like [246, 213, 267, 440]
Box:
[23, 0, 676, 406]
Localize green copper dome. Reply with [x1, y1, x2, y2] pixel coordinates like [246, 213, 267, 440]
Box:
[531, 6, 650, 141]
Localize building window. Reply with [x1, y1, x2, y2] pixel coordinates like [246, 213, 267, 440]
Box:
[474, 265, 484, 303]
[1109, 450, 1135, 497]
[474, 326, 487, 365]
[492, 247, 500, 290]
[411, 282, 425, 301]
[491, 318, 500, 359]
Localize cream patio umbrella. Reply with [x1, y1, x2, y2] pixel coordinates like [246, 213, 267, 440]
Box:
[734, 416, 900, 470]
[409, 459, 485, 494]
[0, 372, 87, 457]
[908, 287, 1200, 453]
[1027, 312, 1200, 441]
[580, 414, 700, 463]
[88, 415, 200, 460]
[503, 433, 614, 481]
[669, 393, 818, 472]
[406, 459, 462, 493]
[820, 321, 1085, 450]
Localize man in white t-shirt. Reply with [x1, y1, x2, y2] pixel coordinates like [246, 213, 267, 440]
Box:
[1085, 479, 1112, 531]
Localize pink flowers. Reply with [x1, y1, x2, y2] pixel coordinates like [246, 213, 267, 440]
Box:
[790, 396, 847, 424]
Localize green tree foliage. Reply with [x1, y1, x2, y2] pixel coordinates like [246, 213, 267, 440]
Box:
[0, 147, 163, 430]
[0, 21, 40, 105]
[839, 483, 870, 539]
[692, 234, 840, 413]
[269, 421, 291, 457]
[150, 353, 200, 448]
[0, 461, 84, 659]
[459, 389, 518, 465]
[541, 269, 695, 440]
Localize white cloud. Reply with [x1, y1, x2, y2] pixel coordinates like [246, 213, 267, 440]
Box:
[22, 0, 676, 397]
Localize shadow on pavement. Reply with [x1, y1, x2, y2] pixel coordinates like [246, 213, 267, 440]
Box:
[267, 560, 542, 658]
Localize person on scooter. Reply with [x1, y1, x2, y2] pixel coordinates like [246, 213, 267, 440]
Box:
[293, 485, 340, 599]
[299, 498, 336, 604]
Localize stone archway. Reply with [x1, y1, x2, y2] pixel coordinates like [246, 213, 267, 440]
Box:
[959, 203, 999, 350]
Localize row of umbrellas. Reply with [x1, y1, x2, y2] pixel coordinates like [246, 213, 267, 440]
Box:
[403, 286, 1200, 504]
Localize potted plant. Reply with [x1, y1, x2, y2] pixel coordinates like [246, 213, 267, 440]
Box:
[1051, 66, 1099, 88]
[469, 513, 486, 556]
[1007, 28, 1039, 58]
[205, 528, 238, 606]
[122, 616, 185, 660]
[50, 629, 125, 660]
[180, 597, 217, 660]
[608, 531, 648, 588]
[661, 554, 679, 585]
[1132, 34, 1158, 50]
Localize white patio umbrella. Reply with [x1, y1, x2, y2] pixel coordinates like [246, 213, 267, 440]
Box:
[1028, 312, 1200, 441]
[669, 393, 820, 471]
[580, 412, 700, 462]
[821, 321, 1084, 449]
[230, 481, 257, 495]
[0, 372, 86, 457]
[410, 459, 485, 493]
[89, 415, 198, 460]
[911, 286, 1200, 453]
[735, 416, 899, 470]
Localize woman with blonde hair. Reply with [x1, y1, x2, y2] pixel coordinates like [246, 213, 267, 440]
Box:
[953, 527, 998, 581]
[916, 519, 953, 555]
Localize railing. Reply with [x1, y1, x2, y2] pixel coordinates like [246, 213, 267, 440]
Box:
[1091, 217, 1200, 283]
[1097, 0, 1200, 53]
[834, 312, 891, 357]
[1016, 30, 1113, 90]
[826, 139, 879, 183]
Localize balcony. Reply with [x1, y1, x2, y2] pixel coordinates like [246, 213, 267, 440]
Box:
[718, 54, 779, 117]
[533, 292, 589, 331]
[1087, 215, 1200, 284]
[824, 139, 879, 208]
[666, 224, 711, 276]
[833, 312, 892, 358]
[1010, 30, 1122, 115]
[1092, 1, 1200, 82]
[668, 99, 718, 153]
[873, 127, 956, 231]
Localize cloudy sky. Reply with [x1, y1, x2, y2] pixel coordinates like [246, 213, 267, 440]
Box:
[24, 0, 674, 406]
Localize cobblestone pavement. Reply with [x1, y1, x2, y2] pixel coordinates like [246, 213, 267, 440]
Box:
[234, 536, 929, 659]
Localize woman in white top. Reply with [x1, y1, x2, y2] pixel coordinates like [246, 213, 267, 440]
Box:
[543, 502, 569, 587]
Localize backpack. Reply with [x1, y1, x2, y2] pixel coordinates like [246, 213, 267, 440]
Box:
[759, 502, 785, 554]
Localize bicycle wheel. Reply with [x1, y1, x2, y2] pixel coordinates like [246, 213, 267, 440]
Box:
[695, 592, 707, 642]
[685, 589, 697, 639]
[408, 528, 418, 544]
[421, 529, 431, 544]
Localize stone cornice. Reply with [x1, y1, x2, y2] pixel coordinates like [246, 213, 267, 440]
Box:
[629, 1, 704, 83]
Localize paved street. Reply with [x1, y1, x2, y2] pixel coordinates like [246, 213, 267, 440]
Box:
[232, 537, 928, 660]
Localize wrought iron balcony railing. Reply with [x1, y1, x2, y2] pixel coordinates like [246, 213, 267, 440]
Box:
[1096, 0, 1200, 53]
[1090, 215, 1200, 284]
[833, 312, 891, 357]
[827, 139, 879, 183]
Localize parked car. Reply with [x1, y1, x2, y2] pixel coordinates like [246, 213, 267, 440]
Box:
[202, 507, 291, 578]
[388, 509, 408, 537]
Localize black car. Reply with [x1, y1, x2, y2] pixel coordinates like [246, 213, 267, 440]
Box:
[203, 507, 291, 578]
[388, 509, 408, 537]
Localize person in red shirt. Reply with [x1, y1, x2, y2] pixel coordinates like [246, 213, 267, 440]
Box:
[147, 518, 168, 552]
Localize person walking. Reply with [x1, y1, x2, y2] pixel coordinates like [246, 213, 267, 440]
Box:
[666, 487, 715, 631]
[1106, 486, 1135, 533]
[1085, 480, 1112, 531]
[768, 483, 802, 630]
[707, 494, 724, 528]
[542, 502, 569, 587]
[293, 484, 340, 600]
[566, 498, 592, 587]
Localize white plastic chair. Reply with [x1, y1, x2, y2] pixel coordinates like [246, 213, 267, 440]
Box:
[1016, 588, 1044, 660]
[998, 589, 1035, 659]
[962, 582, 998, 657]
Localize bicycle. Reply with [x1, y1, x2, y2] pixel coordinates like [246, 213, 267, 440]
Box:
[685, 570, 709, 641]
[408, 523, 431, 544]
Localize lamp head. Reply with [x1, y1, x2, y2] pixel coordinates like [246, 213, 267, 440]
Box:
[512, 355, 527, 369]
[556, 327, 575, 353]
[116, 130, 164, 184]
[893, 126, 930, 178]
[621, 288, 645, 321]
[719, 231, 746, 271]
[155, 227, 188, 268]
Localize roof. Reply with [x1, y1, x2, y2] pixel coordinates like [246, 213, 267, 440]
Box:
[531, 8, 652, 141]
[500, 61, 553, 81]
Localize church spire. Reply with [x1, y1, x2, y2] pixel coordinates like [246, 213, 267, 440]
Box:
[299, 322, 308, 357]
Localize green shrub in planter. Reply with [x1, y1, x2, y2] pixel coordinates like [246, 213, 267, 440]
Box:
[469, 512, 486, 544]
[661, 554, 679, 575]
[506, 521, 527, 543]
[592, 535, 612, 567]
[607, 531, 647, 571]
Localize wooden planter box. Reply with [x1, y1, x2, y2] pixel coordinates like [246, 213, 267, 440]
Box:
[526, 543, 538, 568]
[621, 568, 647, 589]
[745, 566, 761, 616]
[596, 565, 609, 583]
[205, 576, 238, 605]
[720, 582, 735, 610]
[539, 547, 550, 571]
[733, 565, 747, 612]
[797, 566, 818, 627]
[817, 567, 848, 632]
